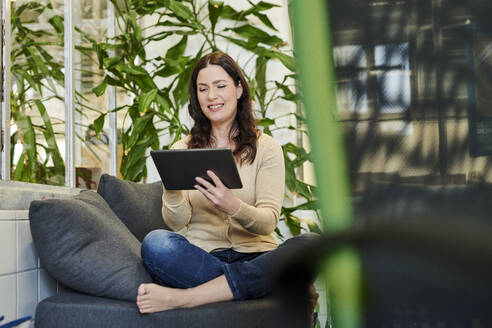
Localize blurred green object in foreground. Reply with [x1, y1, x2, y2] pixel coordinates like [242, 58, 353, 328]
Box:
[290, 0, 361, 327]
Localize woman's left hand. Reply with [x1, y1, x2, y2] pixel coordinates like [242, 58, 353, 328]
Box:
[194, 170, 241, 216]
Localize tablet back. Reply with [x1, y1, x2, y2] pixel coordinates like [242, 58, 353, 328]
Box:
[150, 148, 243, 190]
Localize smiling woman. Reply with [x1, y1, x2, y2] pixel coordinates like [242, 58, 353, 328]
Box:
[135, 51, 319, 314]
[196, 64, 243, 134]
[187, 52, 258, 165]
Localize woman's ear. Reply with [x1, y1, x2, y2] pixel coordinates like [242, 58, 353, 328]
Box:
[236, 81, 243, 100]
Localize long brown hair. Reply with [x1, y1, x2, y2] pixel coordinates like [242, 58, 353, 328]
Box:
[187, 52, 258, 164]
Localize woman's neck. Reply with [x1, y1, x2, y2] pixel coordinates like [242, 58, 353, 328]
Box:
[211, 123, 235, 148]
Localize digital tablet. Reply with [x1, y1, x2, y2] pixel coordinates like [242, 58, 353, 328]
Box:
[150, 148, 243, 190]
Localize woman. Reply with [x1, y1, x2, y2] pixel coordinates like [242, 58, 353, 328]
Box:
[136, 52, 317, 313]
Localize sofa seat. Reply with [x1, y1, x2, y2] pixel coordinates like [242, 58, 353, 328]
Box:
[35, 291, 286, 328]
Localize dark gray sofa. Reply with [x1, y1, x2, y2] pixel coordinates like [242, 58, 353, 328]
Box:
[31, 174, 312, 328]
[36, 292, 288, 328]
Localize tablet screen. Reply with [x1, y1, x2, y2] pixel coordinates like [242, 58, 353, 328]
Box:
[150, 148, 243, 190]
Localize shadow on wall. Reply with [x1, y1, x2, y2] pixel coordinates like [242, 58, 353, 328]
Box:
[328, 0, 492, 191]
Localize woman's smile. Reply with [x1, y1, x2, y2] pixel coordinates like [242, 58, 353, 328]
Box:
[208, 103, 224, 112]
[196, 64, 243, 127]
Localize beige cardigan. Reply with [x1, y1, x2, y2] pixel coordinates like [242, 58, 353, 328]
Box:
[161, 133, 285, 253]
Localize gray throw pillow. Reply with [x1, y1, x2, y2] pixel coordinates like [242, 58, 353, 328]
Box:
[29, 190, 152, 302]
[97, 174, 168, 241]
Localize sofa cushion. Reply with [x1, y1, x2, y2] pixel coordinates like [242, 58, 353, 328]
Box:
[29, 190, 152, 302]
[35, 292, 288, 328]
[97, 174, 168, 241]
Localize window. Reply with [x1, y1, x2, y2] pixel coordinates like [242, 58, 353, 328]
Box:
[1, 0, 120, 189]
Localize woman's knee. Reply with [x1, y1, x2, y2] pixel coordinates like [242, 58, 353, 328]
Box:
[141, 229, 185, 261]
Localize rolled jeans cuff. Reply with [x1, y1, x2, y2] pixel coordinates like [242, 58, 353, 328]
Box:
[222, 262, 267, 301]
[222, 264, 243, 300]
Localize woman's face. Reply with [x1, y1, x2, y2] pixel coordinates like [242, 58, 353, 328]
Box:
[196, 64, 243, 128]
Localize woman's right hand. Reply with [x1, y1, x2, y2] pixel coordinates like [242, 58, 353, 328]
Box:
[194, 170, 240, 216]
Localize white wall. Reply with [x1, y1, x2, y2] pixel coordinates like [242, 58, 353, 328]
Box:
[0, 210, 58, 328]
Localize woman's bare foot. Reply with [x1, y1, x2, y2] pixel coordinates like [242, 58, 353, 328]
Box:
[136, 283, 188, 314]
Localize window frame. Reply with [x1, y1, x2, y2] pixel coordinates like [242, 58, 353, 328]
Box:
[0, 0, 118, 187]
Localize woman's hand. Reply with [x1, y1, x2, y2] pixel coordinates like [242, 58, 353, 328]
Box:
[194, 170, 240, 216]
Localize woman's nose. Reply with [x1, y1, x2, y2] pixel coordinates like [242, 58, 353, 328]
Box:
[207, 89, 217, 100]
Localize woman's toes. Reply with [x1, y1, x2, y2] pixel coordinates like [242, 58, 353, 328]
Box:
[138, 284, 147, 296]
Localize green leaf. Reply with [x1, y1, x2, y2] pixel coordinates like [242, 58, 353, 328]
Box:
[166, 0, 194, 22]
[138, 89, 158, 113]
[292, 200, 320, 212]
[282, 212, 302, 236]
[15, 112, 37, 178]
[219, 5, 246, 20]
[307, 221, 322, 234]
[227, 25, 283, 47]
[13, 152, 26, 181]
[34, 99, 65, 175]
[252, 12, 278, 31]
[134, 74, 158, 92]
[275, 81, 299, 102]
[103, 56, 123, 69]
[115, 62, 147, 75]
[155, 93, 171, 114]
[257, 117, 275, 127]
[265, 50, 295, 71]
[221, 36, 256, 51]
[105, 75, 126, 88]
[47, 15, 64, 35]
[247, 0, 279, 12]
[94, 114, 105, 136]
[92, 77, 108, 96]
[208, 0, 223, 32]
[255, 56, 268, 103]
[274, 227, 284, 239]
[166, 36, 188, 59]
[21, 71, 40, 93]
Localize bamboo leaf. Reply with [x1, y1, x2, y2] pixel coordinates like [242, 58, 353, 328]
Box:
[103, 56, 123, 69]
[226, 25, 283, 47]
[155, 93, 171, 114]
[208, 0, 223, 31]
[15, 113, 37, 179]
[34, 99, 65, 175]
[166, 36, 188, 59]
[257, 117, 275, 127]
[252, 12, 278, 31]
[246, 0, 279, 12]
[48, 15, 64, 35]
[221, 36, 256, 51]
[275, 81, 299, 102]
[255, 56, 267, 103]
[138, 89, 158, 113]
[94, 114, 105, 136]
[283, 212, 302, 236]
[217, 5, 246, 21]
[265, 50, 295, 71]
[92, 77, 108, 96]
[115, 62, 147, 75]
[166, 0, 194, 22]
[13, 152, 26, 181]
[21, 71, 41, 93]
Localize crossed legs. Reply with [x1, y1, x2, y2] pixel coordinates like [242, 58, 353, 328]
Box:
[136, 230, 319, 313]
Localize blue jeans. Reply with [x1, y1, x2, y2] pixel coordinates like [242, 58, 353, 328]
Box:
[141, 230, 318, 300]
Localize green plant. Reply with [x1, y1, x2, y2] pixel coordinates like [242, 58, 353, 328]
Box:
[79, 0, 320, 235]
[10, 1, 66, 185]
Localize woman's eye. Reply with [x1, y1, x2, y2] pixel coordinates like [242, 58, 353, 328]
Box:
[199, 88, 207, 92]
[217, 84, 226, 88]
